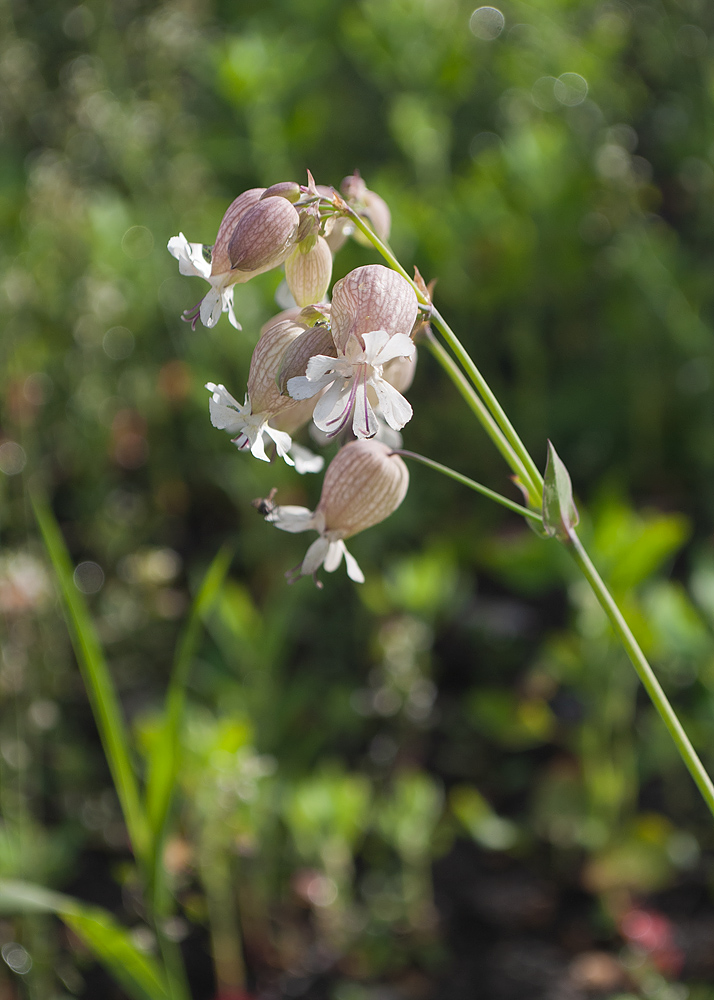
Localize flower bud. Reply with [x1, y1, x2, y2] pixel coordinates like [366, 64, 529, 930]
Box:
[318, 439, 409, 539]
[340, 173, 391, 245]
[353, 190, 391, 246]
[261, 181, 301, 202]
[331, 264, 419, 353]
[228, 196, 300, 273]
[284, 235, 333, 307]
[211, 188, 266, 275]
[248, 318, 308, 415]
[276, 324, 336, 395]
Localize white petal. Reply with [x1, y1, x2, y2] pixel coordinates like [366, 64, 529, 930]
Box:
[167, 234, 211, 278]
[287, 374, 333, 401]
[343, 543, 365, 583]
[374, 332, 415, 365]
[312, 379, 351, 433]
[323, 540, 345, 573]
[302, 536, 330, 576]
[200, 287, 223, 328]
[289, 442, 325, 475]
[305, 353, 344, 381]
[352, 378, 379, 438]
[248, 429, 270, 462]
[263, 425, 295, 465]
[372, 377, 413, 431]
[224, 289, 242, 330]
[267, 505, 317, 533]
[206, 383, 247, 433]
[360, 329, 391, 362]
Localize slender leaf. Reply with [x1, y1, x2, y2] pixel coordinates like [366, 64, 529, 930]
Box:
[145, 546, 232, 908]
[542, 440, 579, 542]
[31, 494, 149, 863]
[0, 880, 169, 1000]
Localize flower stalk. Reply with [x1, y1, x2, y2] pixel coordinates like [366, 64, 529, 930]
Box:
[332, 191, 714, 821]
[392, 451, 543, 523]
[565, 526, 714, 822]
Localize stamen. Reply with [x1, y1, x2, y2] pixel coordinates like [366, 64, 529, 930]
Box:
[325, 376, 360, 437]
[231, 432, 250, 451]
[359, 366, 371, 437]
[181, 298, 204, 331]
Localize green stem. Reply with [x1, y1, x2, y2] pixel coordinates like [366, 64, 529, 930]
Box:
[154, 921, 191, 1000]
[424, 329, 533, 490]
[341, 204, 543, 503]
[393, 450, 542, 523]
[334, 196, 714, 820]
[430, 305, 544, 500]
[565, 527, 714, 821]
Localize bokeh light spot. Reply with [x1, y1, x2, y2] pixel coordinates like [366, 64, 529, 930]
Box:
[0, 442, 26, 476]
[554, 73, 588, 107]
[121, 225, 154, 259]
[1, 943, 32, 975]
[73, 561, 105, 594]
[469, 6, 505, 40]
[103, 326, 135, 360]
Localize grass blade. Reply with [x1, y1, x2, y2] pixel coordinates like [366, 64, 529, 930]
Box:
[145, 545, 232, 906]
[31, 494, 149, 863]
[0, 880, 169, 1000]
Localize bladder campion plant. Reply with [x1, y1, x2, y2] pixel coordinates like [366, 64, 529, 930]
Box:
[169, 170, 714, 822]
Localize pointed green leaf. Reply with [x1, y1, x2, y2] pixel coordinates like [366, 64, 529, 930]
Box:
[145, 545, 232, 911]
[0, 880, 169, 1000]
[542, 441, 579, 541]
[31, 494, 149, 863]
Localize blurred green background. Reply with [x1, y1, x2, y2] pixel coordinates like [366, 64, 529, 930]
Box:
[4, 0, 714, 996]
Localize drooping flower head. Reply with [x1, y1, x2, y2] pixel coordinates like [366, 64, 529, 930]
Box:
[168, 176, 332, 331]
[323, 172, 392, 253]
[206, 313, 324, 471]
[266, 439, 409, 584]
[285, 264, 419, 439]
[168, 187, 266, 330]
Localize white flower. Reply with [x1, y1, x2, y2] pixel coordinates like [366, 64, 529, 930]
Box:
[287, 330, 415, 439]
[206, 382, 293, 465]
[265, 440, 409, 585]
[267, 508, 365, 584]
[167, 233, 241, 330]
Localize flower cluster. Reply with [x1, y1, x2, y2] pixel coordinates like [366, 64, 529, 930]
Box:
[168, 173, 417, 583]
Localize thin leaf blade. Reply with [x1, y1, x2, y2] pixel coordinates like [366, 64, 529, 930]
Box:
[0, 880, 169, 1000]
[145, 546, 232, 906]
[31, 494, 149, 862]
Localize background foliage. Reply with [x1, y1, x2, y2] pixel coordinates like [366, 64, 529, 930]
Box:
[3, 0, 714, 996]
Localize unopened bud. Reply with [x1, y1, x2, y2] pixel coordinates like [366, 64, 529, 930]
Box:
[285, 235, 333, 308]
[261, 182, 301, 203]
[340, 174, 391, 245]
[318, 439, 409, 539]
[229, 196, 300, 273]
[353, 190, 391, 246]
[211, 188, 266, 275]
[248, 319, 308, 414]
[276, 324, 336, 395]
[340, 172, 368, 202]
[331, 264, 419, 353]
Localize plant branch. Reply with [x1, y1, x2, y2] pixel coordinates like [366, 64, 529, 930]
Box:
[565, 527, 714, 822]
[393, 450, 543, 522]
